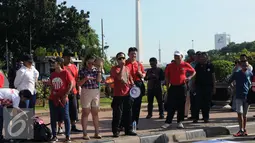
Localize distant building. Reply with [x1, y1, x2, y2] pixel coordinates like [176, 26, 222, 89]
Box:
[215, 33, 231, 50]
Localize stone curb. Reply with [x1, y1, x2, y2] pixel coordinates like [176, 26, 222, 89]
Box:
[82, 123, 255, 143]
[173, 123, 255, 142]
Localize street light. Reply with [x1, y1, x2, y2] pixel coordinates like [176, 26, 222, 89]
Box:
[82, 45, 85, 49]
[93, 44, 97, 48]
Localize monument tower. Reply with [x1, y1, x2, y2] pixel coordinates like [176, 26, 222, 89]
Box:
[136, 0, 143, 63]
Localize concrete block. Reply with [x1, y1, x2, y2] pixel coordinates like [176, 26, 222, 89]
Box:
[114, 136, 140, 143]
[139, 134, 169, 143]
[165, 130, 186, 142]
[204, 127, 229, 137]
[185, 129, 206, 140]
[86, 140, 114, 143]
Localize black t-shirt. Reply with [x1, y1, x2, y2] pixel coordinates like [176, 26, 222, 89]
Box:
[195, 62, 215, 86]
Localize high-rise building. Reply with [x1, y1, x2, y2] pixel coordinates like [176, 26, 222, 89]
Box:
[215, 33, 231, 50]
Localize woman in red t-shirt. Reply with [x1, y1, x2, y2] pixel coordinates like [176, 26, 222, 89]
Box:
[48, 57, 73, 142]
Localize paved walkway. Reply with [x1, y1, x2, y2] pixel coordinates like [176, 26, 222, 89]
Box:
[34, 106, 255, 143]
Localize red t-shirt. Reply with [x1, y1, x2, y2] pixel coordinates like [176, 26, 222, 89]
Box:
[165, 61, 195, 85]
[110, 66, 131, 96]
[64, 64, 78, 94]
[0, 72, 4, 88]
[125, 60, 145, 81]
[49, 70, 73, 101]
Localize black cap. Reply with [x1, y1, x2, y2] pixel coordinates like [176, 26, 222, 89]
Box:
[22, 54, 33, 63]
[63, 49, 74, 57]
[49, 57, 64, 63]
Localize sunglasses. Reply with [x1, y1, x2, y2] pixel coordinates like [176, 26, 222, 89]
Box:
[117, 57, 125, 60]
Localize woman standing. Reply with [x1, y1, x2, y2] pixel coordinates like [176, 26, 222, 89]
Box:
[78, 56, 103, 140]
[49, 57, 73, 143]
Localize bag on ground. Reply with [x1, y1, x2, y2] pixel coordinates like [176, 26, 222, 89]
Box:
[33, 116, 52, 142]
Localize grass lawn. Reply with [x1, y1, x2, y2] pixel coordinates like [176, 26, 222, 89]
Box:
[35, 96, 157, 111]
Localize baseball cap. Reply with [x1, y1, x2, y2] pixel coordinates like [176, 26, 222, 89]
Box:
[22, 54, 33, 63]
[174, 51, 183, 56]
[63, 49, 75, 57]
[187, 49, 195, 55]
[49, 57, 64, 63]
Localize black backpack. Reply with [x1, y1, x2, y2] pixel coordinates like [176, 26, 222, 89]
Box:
[33, 117, 52, 142]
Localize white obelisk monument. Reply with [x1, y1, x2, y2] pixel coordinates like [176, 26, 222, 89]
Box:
[136, 0, 143, 63]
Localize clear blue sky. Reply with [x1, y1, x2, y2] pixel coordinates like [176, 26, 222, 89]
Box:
[60, 0, 255, 64]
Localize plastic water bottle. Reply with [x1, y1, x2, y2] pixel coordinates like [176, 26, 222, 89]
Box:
[133, 121, 137, 132]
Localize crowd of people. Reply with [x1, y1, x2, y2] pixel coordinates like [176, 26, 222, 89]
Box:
[0, 47, 254, 142]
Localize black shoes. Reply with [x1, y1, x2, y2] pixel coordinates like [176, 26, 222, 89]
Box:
[125, 131, 137, 136]
[146, 115, 152, 119]
[71, 126, 83, 133]
[113, 132, 120, 137]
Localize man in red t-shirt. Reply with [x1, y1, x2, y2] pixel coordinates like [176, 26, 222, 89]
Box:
[61, 49, 82, 133]
[110, 52, 137, 137]
[125, 47, 146, 126]
[162, 51, 196, 129]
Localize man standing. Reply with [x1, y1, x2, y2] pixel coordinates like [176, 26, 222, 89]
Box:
[125, 47, 146, 126]
[184, 50, 197, 119]
[162, 51, 196, 129]
[62, 49, 82, 133]
[144, 57, 164, 119]
[228, 59, 252, 137]
[110, 52, 137, 137]
[193, 52, 216, 123]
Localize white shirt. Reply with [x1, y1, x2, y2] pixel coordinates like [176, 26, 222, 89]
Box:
[14, 66, 35, 94]
[32, 66, 39, 82]
[0, 88, 20, 108]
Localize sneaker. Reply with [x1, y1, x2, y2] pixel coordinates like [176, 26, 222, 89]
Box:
[65, 136, 71, 143]
[177, 122, 184, 129]
[146, 115, 152, 119]
[51, 136, 58, 143]
[83, 134, 90, 140]
[57, 127, 64, 135]
[161, 123, 171, 129]
[244, 129, 248, 136]
[233, 130, 244, 137]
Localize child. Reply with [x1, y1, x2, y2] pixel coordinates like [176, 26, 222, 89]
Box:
[229, 60, 253, 137]
[0, 88, 32, 141]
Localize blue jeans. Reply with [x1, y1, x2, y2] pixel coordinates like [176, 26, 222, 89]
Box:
[49, 100, 70, 137]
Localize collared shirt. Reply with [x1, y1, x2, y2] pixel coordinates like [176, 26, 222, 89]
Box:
[125, 59, 145, 81]
[229, 70, 253, 99]
[14, 65, 35, 94]
[195, 62, 215, 86]
[165, 61, 195, 85]
[79, 67, 99, 89]
[145, 67, 164, 89]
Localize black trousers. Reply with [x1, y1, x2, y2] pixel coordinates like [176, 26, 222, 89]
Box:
[193, 86, 212, 120]
[111, 96, 133, 134]
[147, 88, 164, 116]
[132, 95, 142, 124]
[68, 93, 78, 122]
[190, 91, 196, 118]
[165, 84, 186, 124]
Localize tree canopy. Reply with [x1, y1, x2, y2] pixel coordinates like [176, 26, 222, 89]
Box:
[0, 0, 100, 63]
